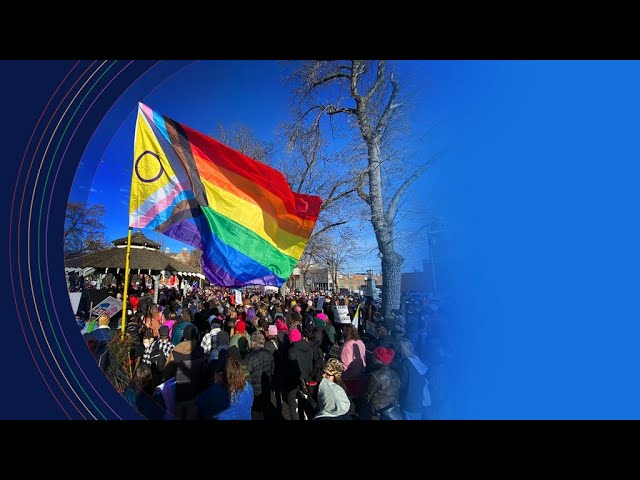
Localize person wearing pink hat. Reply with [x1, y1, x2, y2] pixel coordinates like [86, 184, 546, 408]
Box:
[229, 319, 251, 349]
[265, 324, 279, 354]
[364, 347, 401, 420]
[284, 327, 314, 420]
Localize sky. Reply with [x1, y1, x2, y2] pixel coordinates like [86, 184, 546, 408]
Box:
[69, 60, 457, 274]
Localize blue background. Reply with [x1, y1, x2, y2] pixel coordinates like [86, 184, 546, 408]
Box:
[3, 60, 640, 419]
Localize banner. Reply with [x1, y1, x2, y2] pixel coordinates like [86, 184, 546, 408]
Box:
[90, 296, 122, 319]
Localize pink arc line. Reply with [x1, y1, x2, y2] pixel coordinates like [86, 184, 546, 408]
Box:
[8, 60, 83, 419]
[44, 60, 138, 419]
[12, 60, 102, 419]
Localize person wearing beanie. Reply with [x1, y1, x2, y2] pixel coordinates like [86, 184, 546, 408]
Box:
[163, 324, 206, 417]
[284, 326, 314, 420]
[209, 330, 230, 365]
[265, 325, 279, 354]
[314, 359, 352, 420]
[317, 313, 336, 355]
[245, 331, 275, 420]
[171, 309, 198, 346]
[157, 325, 175, 359]
[229, 319, 251, 349]
[364, 347, 401, 420]
[200, 318, 222, 356]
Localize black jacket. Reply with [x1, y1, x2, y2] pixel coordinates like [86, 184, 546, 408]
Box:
[245, 349, 274, 398]
[396, 357, 427, 412]
[365, 364, 400, 412]
[286, 340, 314, 390]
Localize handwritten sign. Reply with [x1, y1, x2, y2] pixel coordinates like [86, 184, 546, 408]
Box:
[90, 296, 122, 319]
[334, 305, 351, 324]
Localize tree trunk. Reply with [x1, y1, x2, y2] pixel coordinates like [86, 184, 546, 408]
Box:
[366, 141, 404, 319]
[381, 251, 403, 319]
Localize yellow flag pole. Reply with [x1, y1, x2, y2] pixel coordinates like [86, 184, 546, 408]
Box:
[120, 227, 133, 336]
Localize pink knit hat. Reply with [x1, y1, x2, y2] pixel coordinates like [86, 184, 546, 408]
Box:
[276, 319, 288, 332]
[316, 312, 328, 322]
[268, 325, 278, 336]
[289, 328, 302, 343]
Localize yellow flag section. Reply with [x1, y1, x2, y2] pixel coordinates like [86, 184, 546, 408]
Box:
[129, 108, 190, 229]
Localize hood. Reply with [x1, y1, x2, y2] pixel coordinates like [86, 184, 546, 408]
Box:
[315, 378, 351, 419]
[173, 340, 195, 355]
[408, 355, 428, 376]
[291, 339, 313, 354]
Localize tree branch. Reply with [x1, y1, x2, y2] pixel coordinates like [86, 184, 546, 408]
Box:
[356, 169, 370, 204]
[364, 60, 386, 101]
[385, 155, 440, 224]
[312, 72, 351, 88]
[351, 60, 365, 102]
[312, 221, 348, 238]
[327, 105, 357, 116]
[374, 71, 401, 140]
[321, 187, 357, 211]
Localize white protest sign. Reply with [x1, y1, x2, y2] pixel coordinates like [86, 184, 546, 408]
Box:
[234, 289, 242, 306]
[334, 305, 351, 324]
[90, 296, 122, 319]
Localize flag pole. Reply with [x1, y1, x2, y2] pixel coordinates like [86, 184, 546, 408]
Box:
[120, 227, 133, 336]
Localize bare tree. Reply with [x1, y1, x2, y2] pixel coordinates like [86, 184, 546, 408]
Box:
[186, 249, 203, 274]
[64, 202, 110, 258]
[288, 60, 437, 318]
[313, 227, 359, 294]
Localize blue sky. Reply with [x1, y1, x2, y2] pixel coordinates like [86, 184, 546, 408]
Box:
[69, 60, 456, 273]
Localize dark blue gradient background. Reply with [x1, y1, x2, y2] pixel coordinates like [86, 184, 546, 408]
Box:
[3, 60, 640, 419]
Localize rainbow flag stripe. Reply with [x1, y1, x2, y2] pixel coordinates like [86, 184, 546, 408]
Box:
[129, 103, 322, 287]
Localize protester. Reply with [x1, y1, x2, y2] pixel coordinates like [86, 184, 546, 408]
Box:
[197, 357, 254, 420]
[314, 358, 352, 420]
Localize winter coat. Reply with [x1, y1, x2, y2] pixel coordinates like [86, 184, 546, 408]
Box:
[245, 349, 274, 398]
[163, 340, 206, 401]
[171, 321, 198, 346]
[365, 364, 400, 413]
[397, 355, 428, 413]
[314, 378, 351, 419]
[286, 340, 314, 390]
[197, 381, 254, 420]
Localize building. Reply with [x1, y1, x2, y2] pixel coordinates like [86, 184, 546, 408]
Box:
[287, 264, 334, 292]
[337, 272, 383, 295]
[64, 231, 202, 304]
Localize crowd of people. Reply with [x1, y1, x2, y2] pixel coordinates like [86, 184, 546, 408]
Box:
[80, 284, 446, 420]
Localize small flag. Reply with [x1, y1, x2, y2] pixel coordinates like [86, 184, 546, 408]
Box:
[352, 304, 361, 327]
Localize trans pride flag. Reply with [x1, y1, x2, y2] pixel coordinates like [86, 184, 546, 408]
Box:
[129, 103, 322, 287]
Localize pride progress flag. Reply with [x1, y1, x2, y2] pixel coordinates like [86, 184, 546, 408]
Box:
[129, 103, 322, 287]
